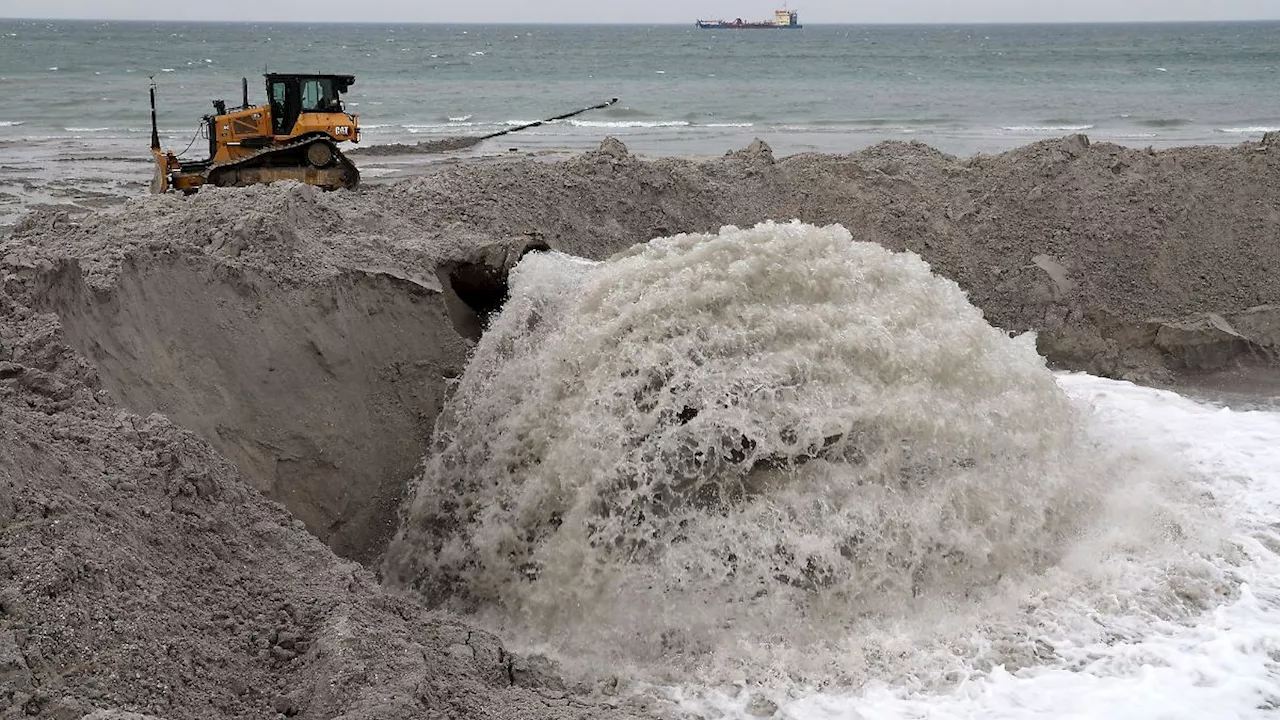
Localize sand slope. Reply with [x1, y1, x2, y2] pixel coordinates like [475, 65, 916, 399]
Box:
[0, 271, 632, 719]
[1, 135, 1278, 718]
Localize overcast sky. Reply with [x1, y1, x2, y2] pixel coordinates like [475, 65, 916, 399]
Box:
[2, 0, 1278, 24]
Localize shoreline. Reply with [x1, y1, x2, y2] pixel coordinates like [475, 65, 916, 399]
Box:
[6, 128, 1280, 229]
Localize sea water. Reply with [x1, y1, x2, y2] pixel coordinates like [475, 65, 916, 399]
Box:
[3, 20, 1279, 222]
[2, 19, 1280, 162]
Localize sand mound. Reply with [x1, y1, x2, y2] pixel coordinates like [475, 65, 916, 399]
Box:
[0, 271, 635, 718]
[371, 135, 1280, 380]
[1, 134, 1277, 716]
[6, 136, 1280, 565]
[348, 136, 485, 156]
[6, 182, 549, 564]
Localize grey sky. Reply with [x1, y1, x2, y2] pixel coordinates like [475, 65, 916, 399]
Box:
[2, 0, 1278, 24]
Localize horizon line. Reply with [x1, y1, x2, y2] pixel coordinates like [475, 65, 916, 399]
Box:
[3, 16, 1280, 25]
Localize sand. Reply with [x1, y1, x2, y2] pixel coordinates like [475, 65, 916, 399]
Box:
[1, 134, 1278, 718]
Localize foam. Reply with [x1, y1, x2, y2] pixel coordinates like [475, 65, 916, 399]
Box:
[1002, 124, 1096, 132]
[567, 119, 691, 128]
[683, 375, 1276, 718]
[387, 221, 1227, 687]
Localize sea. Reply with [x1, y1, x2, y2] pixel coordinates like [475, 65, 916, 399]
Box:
[3, 19, 1280, 720]
[2, 20, 1280, 196]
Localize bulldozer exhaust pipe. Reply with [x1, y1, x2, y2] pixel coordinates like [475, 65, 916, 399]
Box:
[149, 82, 160, 151]
[242, 77, 249, 108]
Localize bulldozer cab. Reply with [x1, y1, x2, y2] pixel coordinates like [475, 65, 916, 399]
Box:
[266, 73, 355, 136]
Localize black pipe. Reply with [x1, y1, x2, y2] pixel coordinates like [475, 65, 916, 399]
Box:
[475, 98, 619, 141]
[149, 83, 160, 151]
[242, 77, 249, 108]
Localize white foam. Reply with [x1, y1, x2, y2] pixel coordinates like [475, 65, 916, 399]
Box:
[678, 375, 1279, 720]
[0, 121, 24, 127]
[160, 68, 175, 73]
[65, 127, 110, 132]
[567, 119, 690, 128]
[448, 115, 473, 122]
[405, 122, 479, 132]
[1002, 124, 1095, 132]
[1219, 126, 1280, 134]
[389, 222, 1227, 690]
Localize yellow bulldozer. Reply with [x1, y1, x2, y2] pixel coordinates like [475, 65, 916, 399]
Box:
[149, 73, 361, 194]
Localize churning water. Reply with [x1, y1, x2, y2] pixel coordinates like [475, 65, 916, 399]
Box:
[385, 222, 1264, 712]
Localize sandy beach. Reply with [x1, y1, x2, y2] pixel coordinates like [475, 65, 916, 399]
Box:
[2, 133, 1279, 718]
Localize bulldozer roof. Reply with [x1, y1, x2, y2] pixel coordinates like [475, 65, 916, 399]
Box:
[264, 73, 355, 92]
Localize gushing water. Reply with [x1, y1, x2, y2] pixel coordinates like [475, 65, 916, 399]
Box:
[384, 221, 1230, 686]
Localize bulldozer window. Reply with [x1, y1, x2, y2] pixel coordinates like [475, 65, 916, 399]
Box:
[301, 78, 341, 113]
[270, 80, 296, 134]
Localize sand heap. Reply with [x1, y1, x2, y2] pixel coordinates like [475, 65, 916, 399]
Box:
[7, 135, 1280, 562]
[0, 228, 634, 717]
[379, 134, 1280, 380]
[1, 135, 1278, 717]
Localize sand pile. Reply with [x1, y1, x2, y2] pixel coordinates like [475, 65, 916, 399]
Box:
[378, 134, 1280, 380]
[1, 135, 1278, 717]
[0, 266, 639, 718]
[6, 135, 1279, 563]
[4, 183, 554, 565]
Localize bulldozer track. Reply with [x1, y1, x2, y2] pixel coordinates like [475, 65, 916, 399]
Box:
[205, 135, 360, 191]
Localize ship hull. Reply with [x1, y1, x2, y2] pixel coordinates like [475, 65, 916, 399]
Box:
[695, 22, 803, 29]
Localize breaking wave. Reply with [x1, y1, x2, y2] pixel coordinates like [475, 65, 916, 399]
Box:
[385, 221, 1230, 687]
[1218, 126, 1280, 134]
[1002, 124, 1095, 132]
[567, 119, 691, 128]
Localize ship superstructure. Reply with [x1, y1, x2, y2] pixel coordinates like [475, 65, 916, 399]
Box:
[696, 8, 802, 29]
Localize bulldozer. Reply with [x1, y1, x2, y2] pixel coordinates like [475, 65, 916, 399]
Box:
[149, 73, 361, 194]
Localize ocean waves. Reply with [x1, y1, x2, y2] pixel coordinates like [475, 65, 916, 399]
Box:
[348, 111, 1280, 158]
[1001, 124, 1096, 132]
[1218, 126, 1280, 134]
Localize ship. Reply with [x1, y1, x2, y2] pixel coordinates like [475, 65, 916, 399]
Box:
[696, 8, 802, 29]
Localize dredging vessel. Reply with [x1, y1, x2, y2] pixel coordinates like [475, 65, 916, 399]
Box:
[696, 8, 802, 29]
